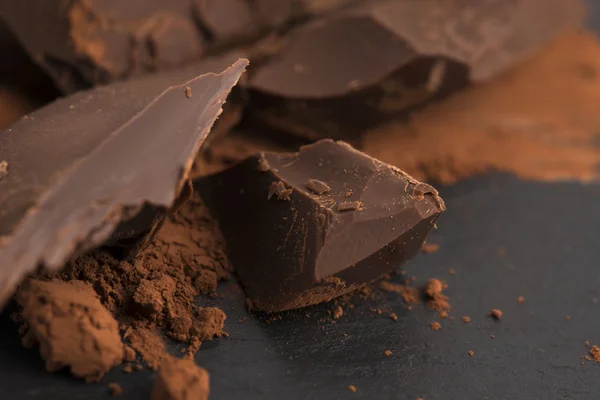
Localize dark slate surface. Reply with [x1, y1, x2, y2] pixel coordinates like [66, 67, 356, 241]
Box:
[2, 173, 600, 400]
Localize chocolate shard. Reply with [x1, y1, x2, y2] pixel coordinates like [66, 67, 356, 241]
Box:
[0, 59, 249, 309]
[247, 0, 584, 140]
[200, 139, 445, 312]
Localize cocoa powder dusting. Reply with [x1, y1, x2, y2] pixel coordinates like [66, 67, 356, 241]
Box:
[379, 281, 420, 304]
[423, 279, 451, 311]
[151, 355, 210, 400]
[362, 32, 600, 184]
[16, 279, 125, 382]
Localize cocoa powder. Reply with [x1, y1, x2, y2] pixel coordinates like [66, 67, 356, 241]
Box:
[151, 355, 210, 400]
[362, 32, 600, 184]
[16, 279, 125, 382]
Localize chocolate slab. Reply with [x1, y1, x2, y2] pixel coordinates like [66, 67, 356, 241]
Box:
[0, 0, 207, 92]
[247, 0, 584, 139]
[0, 59, 248, 309]
[199, 139, 445, 312]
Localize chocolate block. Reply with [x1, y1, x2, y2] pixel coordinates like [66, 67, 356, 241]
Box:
[200, 139, 445, 312]
[248, 0, 584, 140]
[0, 59, 248, 308]
[0, 0, 209, 92]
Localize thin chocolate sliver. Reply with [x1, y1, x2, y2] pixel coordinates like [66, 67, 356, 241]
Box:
[0, 59, 248, 308]
[200, 139, 445, 312]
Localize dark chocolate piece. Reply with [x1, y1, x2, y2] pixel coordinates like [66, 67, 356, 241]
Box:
[0, 59, 248, 308]
[200, 139, 445, 312]
[248, 0, 584, 139]
[0, 0, 205, 92]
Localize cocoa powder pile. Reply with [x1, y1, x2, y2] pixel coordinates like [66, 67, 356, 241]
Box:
[15, 190, 231, 376]
[16, 279, 125, 382]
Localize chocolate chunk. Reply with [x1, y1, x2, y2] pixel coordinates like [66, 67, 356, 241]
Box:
[305, 179, 331, 194]
[200, 139, 445, 312]
[0, 0, 204, 92]
[0, 59, 248, 309]
[248, 0, 584, 139]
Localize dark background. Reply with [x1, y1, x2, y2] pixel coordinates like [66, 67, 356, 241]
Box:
[2, 4, 600, 400]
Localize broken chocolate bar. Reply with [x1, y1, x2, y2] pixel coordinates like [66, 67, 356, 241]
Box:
[200, 139, 445, 312]
[248, 0, 584, 139]
[0, 59, 248, 309]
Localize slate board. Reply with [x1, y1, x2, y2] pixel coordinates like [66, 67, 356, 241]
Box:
[1, 3, 600, 399]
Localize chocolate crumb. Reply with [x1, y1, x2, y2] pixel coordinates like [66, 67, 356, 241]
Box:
[348, 385, 357, 393]
[108, 383, 123, 396]
[448, 268, 456, 275]
[468, 350, 475, 357]
[332, 306, 343, 319]
[490, 334, 496, 339]
[305, 179, 331, 194]
[345, 190, 353, 198]
[384, 350, 392, 357]
[489, 309, 503, 320]
[517, 296, 525, 303]
[430, 322, 441, 331]
[421, 243, 439, 253]
[584, 355, 593, 361]
[268, 181, 293, 200]
[151, 355, 210, 400]
[337, 200, 363, 212]
[258, 156, 270, 172]
[585, 341, 590, 347]
[184, 86, 192, 98]
[0, 160, 7, 180]
[389, 313, 398, 322]
[461, 316, 471, 323]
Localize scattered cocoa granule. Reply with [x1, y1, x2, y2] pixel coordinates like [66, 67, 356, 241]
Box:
[448, 268, 456, 275]
[438, 311, 448, 319]
[123, 364, 134, 374]
[184, 86, 192, 98]
[590, 346, 600, 362]
[421, 243, 439, 253]
[584, 355, 593, 361]
[108, 383, 123, 396]
[468, 350, 475, 357]
[151, 355, 210, 400]
[430, 322, 441, 331]
[585, 341, 590, 347]
[565, 315, 572, 321]
[332, 306, 343, 319]
[490, 334, 496, 339]
[461, 316, 471, 323]
[0, 160, 7, 180]
[489, 309, 503, 320]
[390, 313, 398, 322]
[348, 385, 357, 393]
[423, 279, 451, 311]
[517, 296, 525, 304]
[379, 281, 420, 304]
[384, 350, 392, 357]
[16, 279, 125, 382]
[362, 32, 600, 184]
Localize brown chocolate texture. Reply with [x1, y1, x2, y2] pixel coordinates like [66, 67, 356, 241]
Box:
[0, 59, 247, 308]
